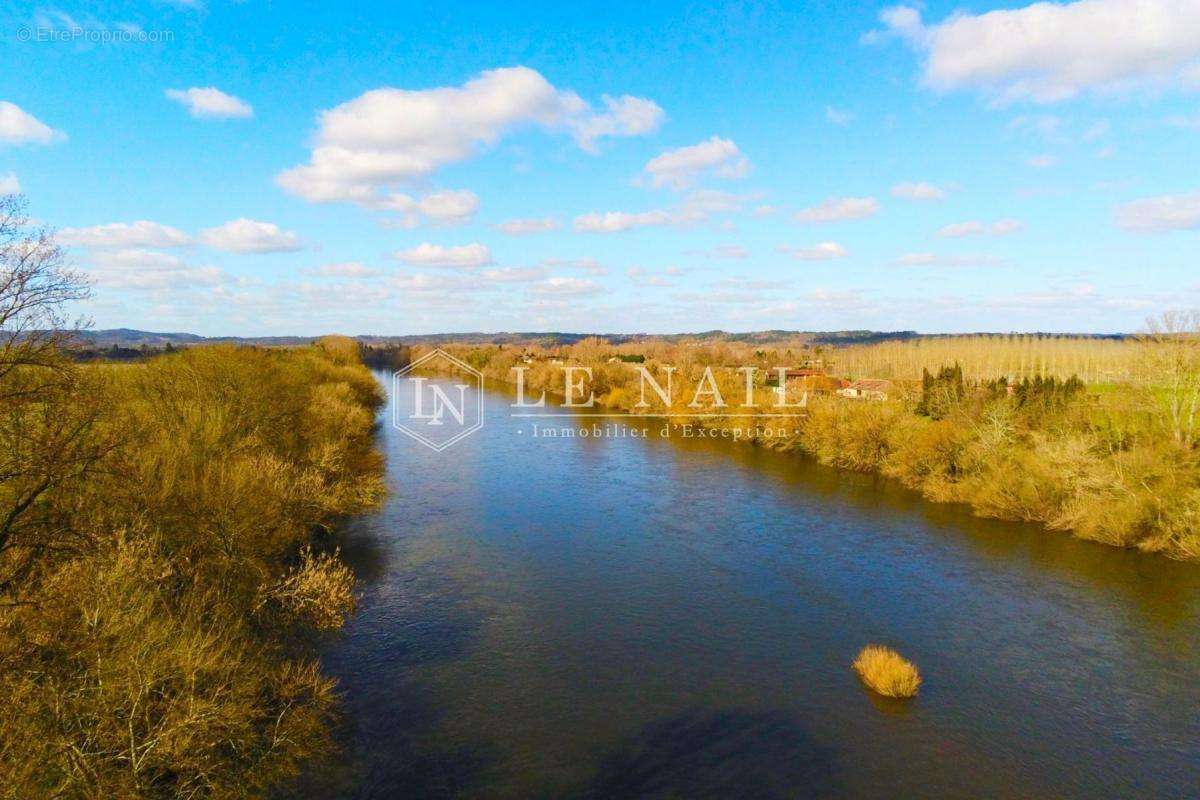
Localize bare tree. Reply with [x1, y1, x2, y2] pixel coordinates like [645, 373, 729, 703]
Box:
[0, 194, 90, 387]
[1140, 310, 1200, 448]
[0, 193, 104, 594]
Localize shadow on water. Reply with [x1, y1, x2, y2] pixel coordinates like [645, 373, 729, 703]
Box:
[299, 680, 495, 800]
[568, 709, 843, 800]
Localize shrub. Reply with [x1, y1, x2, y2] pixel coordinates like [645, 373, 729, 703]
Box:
[258, 546, 357, 631]
[0, 338, 385, 796]
[852, 645, 922, 698]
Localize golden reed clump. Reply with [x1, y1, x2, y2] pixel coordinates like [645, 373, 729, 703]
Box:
[852, 645, 922, 698]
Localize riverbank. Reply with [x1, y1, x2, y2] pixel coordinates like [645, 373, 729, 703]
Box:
[0, 336, 385, 796]
[412, 340, 1200, 560]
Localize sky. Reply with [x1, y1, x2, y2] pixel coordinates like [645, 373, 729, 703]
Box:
[2, 0, 1200, 336]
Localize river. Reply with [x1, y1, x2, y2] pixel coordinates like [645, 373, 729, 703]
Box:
[301, 375, 1200, 799]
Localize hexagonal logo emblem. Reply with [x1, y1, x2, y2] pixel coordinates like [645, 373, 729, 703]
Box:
[391, 349, 484, 451]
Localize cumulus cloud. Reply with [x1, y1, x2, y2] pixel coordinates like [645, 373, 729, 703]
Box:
[642, 137, 749, 190]
[1114, 192, 1200, 233]
[394, 242, 492, 268]
[0, 173, 20, 194]
[390, 272, 470, 292]
[165, 87, 253, 119]
[494, 216, 561, 235]
[376, 189, 480, 227]
[890, 181, 948, 201]
[573, 208, 677, 233]
[794, 196, 880, 223]
[276, 67, 663, 210]
[572, 95, 666, 152]
[199, 218, 302, 253]
[873, 1, 1200, 103]
[937, 218, 1023, 238]
[779, 241, 848, 261]
[0, 101, 65, 145]
[529, 276, 604, 296]
[86, 248, 230, 290]
[481, 266, 548, 282]
[58, 220, 191, 248]
[574, 189, 743, 233]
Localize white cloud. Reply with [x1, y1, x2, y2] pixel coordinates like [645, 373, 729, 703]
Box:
[394, 242, 492, 268]
[825, 106, 854, 126]
[494, 216, 561, 235]
[58, 220, 191, 248]
[390, 272, 468, 292]
[780, 241, 848, 261]
[1027, 154, 1058, 168]
[643, 137, 749, 190]
[574, 209, 675, 233]
[165, 87, 254, 119]
[794, 196, 880, 223]
[529, 276, 604, 296]
[86, 248, 229, 290]
[937, 218, 1024, 238]
[302, 262, 381, 278]
[890, 181, 947, 201]
[876, 1, 1200, 103]
[199, 219, 302, 253]
[481, 266, 548, 282]
[376, 189, 480, 227]
[1114, 192, 1200, 233]
[572, 95, 666, 152]
[0, 173, 20, 194]
[276, 67, 662, 208]
[574, 189, 744, 233]
[0, 101, 65, 145]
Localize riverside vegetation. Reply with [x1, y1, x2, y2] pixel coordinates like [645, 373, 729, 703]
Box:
[852, 645, 922, 699]
[0, 197, 385, 797]
[419, 328, 1200, 560]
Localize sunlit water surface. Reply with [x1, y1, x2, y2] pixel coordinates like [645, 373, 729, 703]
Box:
[299, 376, 1200, 799]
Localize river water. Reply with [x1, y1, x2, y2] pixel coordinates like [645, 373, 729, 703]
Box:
[302, 376, 1200, 799]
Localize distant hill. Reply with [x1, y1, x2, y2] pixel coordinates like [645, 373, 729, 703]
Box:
[68, 328, 1132, 349]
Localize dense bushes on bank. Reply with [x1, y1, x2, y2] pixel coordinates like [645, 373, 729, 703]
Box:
[1, 320, 384, 795]
[421, 336, 1200, 559]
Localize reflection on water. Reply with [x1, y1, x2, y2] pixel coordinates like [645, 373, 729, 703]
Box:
[300, 376, 1200, 799]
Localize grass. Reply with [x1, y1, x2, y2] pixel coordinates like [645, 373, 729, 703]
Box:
[852, 645, 922, 698]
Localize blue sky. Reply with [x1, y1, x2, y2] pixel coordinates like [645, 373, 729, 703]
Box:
[3, 0, 1199, 335]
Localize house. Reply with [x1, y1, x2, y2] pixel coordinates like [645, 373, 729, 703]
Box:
[783, 369, 846, 395]
[837, 379, 892, 401]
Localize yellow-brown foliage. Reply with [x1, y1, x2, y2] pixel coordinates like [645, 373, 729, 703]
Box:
[0, 341, 385, 797]
[852, 645, 922, 698]
[414, 332, 1200, 559]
